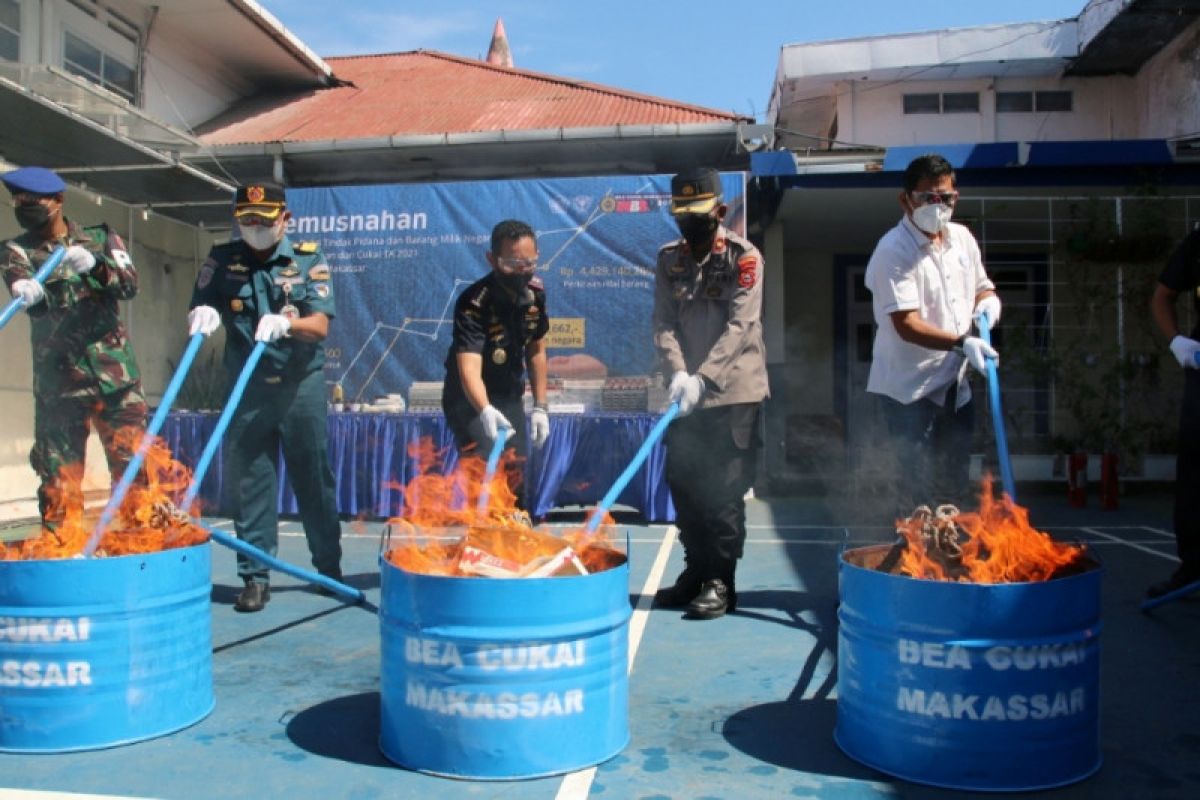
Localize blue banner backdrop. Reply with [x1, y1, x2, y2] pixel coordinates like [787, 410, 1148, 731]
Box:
[284, 173, 746, 403]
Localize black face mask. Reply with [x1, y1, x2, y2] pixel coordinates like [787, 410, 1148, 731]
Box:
[14, 203, 52, 232]
[675, 213, 719, 252]
[497, 272, 532, 294]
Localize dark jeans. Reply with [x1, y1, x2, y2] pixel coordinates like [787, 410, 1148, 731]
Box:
[444, 394, 530, 511]
[665, 403, 761, 583]
[1174, 369, 1200, 570]
[877, 385, 975, 516]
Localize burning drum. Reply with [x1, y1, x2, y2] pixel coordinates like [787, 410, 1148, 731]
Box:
[378, 548, 631, 779]
[835, 544, 1102, 791]
[0, 545, 214, 752]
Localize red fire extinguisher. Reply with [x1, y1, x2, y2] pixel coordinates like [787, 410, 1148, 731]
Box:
[1067, 452, 1088, 507]
[1100, 452, 1119, 511]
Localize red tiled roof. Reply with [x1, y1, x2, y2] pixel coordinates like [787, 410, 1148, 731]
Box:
[200, 50, 746, 146]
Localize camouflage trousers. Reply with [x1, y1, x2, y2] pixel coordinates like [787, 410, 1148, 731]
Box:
[31, 384, 149, 529]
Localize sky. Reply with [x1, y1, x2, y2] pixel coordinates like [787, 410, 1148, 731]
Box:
[259, 0, 1093, 121]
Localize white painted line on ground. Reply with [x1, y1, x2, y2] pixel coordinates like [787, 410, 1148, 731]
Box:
[1141, 526, 1175, 539]
[553, 525, 678, 800]
[0, 790, 157, 800]
[1080, 527, 1179, 563]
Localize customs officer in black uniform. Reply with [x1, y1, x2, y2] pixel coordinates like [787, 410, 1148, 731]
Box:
[652, 168, 769, 620]
[1149, 224, 1200, 598]
[187, 183, 341, 612]
[443, 219, 550, 511]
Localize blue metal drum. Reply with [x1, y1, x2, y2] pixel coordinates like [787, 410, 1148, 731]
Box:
[378, 551, 631, 779]
[835, 544, 1102, 791]
[0, 545, 214, 752]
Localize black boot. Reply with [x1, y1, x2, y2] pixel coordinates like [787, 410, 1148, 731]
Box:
[654, 566, 703, 608]
[686, 579, 732, 620]
[235, 580, 270, 613]
[313, 567, 344, 597]
[1146, 565, 1200, 599]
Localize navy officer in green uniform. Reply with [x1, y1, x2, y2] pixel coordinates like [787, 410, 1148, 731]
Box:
[187, 182, 341, 612]
[442, 219, 550, 511]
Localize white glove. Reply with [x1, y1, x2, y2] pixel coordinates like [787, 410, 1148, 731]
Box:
[667, 370, 705, 417]
[530, 407, 550, 448]
[254, 314, 291, 342]
[974, 294, 1002, 328]
[187, 305, 221, 337]
[1169, 335, 1200, 369]
[63, 245, 96, 275]
[478, 404, 514, 442]
[961, 336, 999, 374]
[11, 278, 45, 308]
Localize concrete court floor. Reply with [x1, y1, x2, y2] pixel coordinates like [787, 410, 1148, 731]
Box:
[1, 487, 1198, 800]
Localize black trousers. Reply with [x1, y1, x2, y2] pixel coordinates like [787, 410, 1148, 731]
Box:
[444, 394, 529, 511]
[1174, 369, 1200, 569]
[665, 402, 761, 583]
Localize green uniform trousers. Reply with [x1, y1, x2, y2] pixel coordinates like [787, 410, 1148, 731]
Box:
[225, 367, 341, 584]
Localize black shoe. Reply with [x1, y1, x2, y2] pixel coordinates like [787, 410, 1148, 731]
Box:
[234, 582, 270, 613]
[686, 579, 733, 620]
[654, 569, 702, 608]
[314, 569, 344, 597]
[1146, 567, 1200, 599]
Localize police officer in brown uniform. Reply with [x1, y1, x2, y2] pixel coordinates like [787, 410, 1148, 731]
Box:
[652, 168, 769, 619]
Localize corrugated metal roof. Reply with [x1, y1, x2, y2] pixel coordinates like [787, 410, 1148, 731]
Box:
[201, 51, 746, 146]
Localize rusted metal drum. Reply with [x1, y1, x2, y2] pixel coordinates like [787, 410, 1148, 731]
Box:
[0, 545, 214, 752]
[378, 549, 631, 779]
[835, 544, 1102, 791]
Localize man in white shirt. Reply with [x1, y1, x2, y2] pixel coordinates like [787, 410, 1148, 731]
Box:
[864, 153, 1001, 513]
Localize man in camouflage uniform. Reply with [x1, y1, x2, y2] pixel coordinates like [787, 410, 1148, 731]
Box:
[188, 182, 341, 612]
[652, 168, 769, 620]
[1, 166, 147, 531]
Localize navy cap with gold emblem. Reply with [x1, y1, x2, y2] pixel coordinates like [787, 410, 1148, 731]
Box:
[234, 181, 287, 220]
[670, 168, 722, 216]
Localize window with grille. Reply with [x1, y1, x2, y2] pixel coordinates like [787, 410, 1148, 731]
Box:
[996, 91, 1034, 113]
[0, 0, 19, 62]
[63, 29, 136, 102]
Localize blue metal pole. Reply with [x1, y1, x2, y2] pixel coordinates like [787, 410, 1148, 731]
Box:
[585, 402, 679, 534]
[976, 312, 1016, 501]
[0, 246, 66, 331]
[1140, 575, 1200, 612]
[180, 340, 266, 511]
[476, 426, 510, 516]
[83, 333, 206, 557]
[201, 522, 365, 604]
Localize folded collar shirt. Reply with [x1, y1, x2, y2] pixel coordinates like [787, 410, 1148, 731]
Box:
[864, 215, 994, 407]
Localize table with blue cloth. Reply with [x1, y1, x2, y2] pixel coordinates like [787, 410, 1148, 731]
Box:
[161, 411, 675, 522]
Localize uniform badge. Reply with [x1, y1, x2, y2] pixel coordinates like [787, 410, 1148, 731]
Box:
[706, 285, 723, 298]
[314, 283, 330, 298]
[230, 298, 244, 312]
[228, 262, 249, 273]
[737, 255, 758, 289]
[279, 266, 300, 277]
[247, 186, 266, 204]
[669, 259, 687, 275]
[196, 260, 216, 289]
[492, 348, 508, 365]
[308, 264, 331, 281]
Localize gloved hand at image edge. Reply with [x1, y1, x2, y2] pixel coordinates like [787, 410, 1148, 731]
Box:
[530, 407, 550, 448]
[667, 370, 706, 416]
[187, 305, 221, 337]
[1169, 335, 1200, 369]
[478, 404, 515, 442]
[960, 336, 999, 374]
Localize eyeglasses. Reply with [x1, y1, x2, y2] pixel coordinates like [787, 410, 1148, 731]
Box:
[236, 214, 279, 227]
[496, 256, 538, 274]
[910, 190, 959, 206]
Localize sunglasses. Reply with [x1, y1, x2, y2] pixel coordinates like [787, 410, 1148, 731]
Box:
[496, 256, 538, 275]
[910, 190, 960, 205]
[236, 214, 280, 227]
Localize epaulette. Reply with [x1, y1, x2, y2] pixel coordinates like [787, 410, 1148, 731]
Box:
[294, 241, 320, 254]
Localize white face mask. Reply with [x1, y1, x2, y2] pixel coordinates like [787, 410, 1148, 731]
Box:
[239, 220, 283, 251]
[911, 203, 953, 234]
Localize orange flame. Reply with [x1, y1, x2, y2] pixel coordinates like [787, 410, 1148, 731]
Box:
[383, 437, 622, 576]
[1, 427, 208, 561]
[895, 475, 1087, 583]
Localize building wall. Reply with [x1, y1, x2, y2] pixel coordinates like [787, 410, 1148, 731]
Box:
[836, 77, 1139, 147]
[1135, 20, 1200, 140]
[0, 186, 216, 517]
